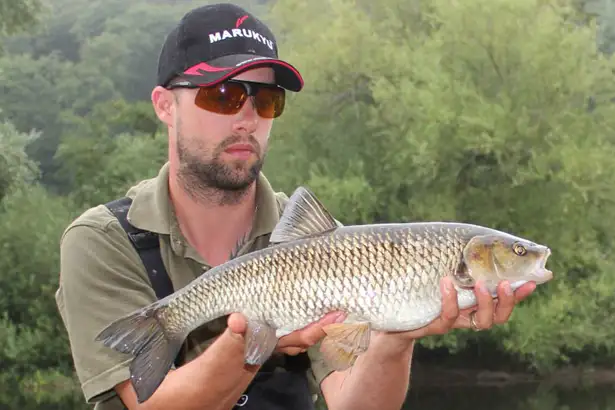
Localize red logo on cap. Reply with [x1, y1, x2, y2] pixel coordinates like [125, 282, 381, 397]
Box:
[236, 15, 248, 28]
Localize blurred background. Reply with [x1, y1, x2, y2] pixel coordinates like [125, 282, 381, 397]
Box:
[2, 0, 615, 409]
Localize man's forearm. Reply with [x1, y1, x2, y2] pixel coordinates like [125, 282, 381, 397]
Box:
[322, 333, 415, 410]
[118, 329, 258, 410]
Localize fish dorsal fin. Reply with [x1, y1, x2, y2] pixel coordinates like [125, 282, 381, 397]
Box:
[270, 186, 339, 244]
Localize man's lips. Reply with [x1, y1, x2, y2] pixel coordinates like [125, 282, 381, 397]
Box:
[224, 143, 257, 159]
[224, 143, 255, 153]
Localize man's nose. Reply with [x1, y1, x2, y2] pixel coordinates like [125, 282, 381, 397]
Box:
[232, 97, 259, 136]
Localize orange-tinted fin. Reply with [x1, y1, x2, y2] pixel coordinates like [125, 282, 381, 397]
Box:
[320, 322, 371, 371]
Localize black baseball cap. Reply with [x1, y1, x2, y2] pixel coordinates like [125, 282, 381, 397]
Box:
[157, 3, 304, 92]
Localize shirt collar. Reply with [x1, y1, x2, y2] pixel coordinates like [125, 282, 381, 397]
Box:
[126, 162, 281, 242]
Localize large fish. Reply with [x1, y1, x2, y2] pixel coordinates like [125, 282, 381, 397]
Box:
[96, 186, 553, 403]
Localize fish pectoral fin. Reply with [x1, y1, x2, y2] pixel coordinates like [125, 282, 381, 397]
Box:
[244, 319, 278, 366]
[320, 322, 371, 372]
[270, 186, 341, 244]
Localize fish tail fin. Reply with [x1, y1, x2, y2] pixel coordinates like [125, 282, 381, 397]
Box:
[95, 302, 185, 403]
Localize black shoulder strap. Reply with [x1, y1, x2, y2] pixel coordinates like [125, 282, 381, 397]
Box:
[105, 197, 175, 300]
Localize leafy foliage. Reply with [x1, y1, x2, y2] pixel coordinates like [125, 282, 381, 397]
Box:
[0, 121, 39, 200]
[2, 0, 615, 408]
[0, 125, 84, 407]
[266, 0, 615, 369]
[0, 0, 40, 37]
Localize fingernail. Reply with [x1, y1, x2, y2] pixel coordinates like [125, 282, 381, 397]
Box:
[478, 281, 489, 295]
[335, 312, 346, 323]
[503, 281, 513, 296]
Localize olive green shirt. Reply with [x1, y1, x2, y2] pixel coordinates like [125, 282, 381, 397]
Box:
[55, 162, 334, 409]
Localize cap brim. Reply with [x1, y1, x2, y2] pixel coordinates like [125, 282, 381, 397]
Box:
[181, 54, 304, 92]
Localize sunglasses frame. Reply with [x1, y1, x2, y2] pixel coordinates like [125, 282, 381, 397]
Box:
[166, 78, 286, 118]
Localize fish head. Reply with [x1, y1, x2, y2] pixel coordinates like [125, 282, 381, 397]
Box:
[459, 233, 553, 293]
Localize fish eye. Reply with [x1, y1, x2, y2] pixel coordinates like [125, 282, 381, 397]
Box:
[512, 242, 527, 256]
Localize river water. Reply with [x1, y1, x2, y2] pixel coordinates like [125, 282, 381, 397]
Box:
[313, 382, 615, 410]
[402, 384, 615, 410]
[5, 372, 614, 409]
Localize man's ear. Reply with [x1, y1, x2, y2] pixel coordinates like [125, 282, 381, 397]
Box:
[151, 86, 175, 126]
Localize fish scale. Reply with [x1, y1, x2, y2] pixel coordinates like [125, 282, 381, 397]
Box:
[95, 186, 553, 404]
[177, 225, 450, 333]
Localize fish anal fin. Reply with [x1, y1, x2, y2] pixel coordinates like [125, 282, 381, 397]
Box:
[270, 186, 340, 244]
[244, 319, 278, 366]
[320, 322, 371, 372]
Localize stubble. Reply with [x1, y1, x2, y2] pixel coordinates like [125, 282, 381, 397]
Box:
[175, 124, 265, 206]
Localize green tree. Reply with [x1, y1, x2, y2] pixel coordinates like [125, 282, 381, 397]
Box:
[266, 0, 615, 369]
[78, 1, 200, 102]
[0, 0, 40, 37]
[0, 121, 39, 200]
[0, 120, 85, 408]
[0, 52, 119, 190]
[54, 98, 166, 207]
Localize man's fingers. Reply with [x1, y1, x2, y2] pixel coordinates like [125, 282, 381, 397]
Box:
[421, 277, 459, 336]
[493, 281, 515, 324]
[277, 346, 307, 356]
[514, 281, 537, 303]
[277, 311, 346, 349]
[312, 311, 346, 328]
[302, 311, 346, 345]
[473, 281, 494, 330]
[437, 277, 459, 332]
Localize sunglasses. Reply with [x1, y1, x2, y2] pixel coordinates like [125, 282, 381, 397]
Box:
[167, 79, 286, 119]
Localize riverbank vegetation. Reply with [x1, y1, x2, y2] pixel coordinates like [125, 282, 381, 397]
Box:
[2, 0, 615, 408]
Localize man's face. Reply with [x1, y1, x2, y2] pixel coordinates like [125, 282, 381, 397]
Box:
[169, 67, 277, 197]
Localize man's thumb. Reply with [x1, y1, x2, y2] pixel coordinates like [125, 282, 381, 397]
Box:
[226, 312, 248, 341]
[221, 312, 262, 373]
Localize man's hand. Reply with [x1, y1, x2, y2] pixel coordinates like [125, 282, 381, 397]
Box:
[316, 277, 539, 410]
[275, 311, 346, 355]
[227, 311, 347, 357]
[380, 276, 537, 341]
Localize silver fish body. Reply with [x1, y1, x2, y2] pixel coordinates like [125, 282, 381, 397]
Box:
[96, 186, 553, 403]
[170, 223, 492, 336]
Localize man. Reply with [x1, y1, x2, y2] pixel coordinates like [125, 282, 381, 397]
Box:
[55, 3, 537, 410]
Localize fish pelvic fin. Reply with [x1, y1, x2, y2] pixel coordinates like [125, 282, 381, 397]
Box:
[270, 186, 340, 244]
[320, 322, 371, 372]
[95, 302, 185, 404]
[244, 319, 278, 365]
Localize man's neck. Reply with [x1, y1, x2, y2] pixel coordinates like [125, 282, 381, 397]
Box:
[168, 175, 257, 267]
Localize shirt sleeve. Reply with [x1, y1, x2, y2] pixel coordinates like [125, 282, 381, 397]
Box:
[55, 206, 158, 404]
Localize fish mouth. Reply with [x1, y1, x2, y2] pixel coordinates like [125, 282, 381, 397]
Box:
[532, 247, 553, 284]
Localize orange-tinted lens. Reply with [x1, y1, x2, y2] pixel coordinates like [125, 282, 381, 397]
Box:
[253, 87, 285, 119]
[194, 81, 285, 118]
[194, 82, 247, 115]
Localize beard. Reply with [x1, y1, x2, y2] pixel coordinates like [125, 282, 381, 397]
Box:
[176, 131, 265, 206]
